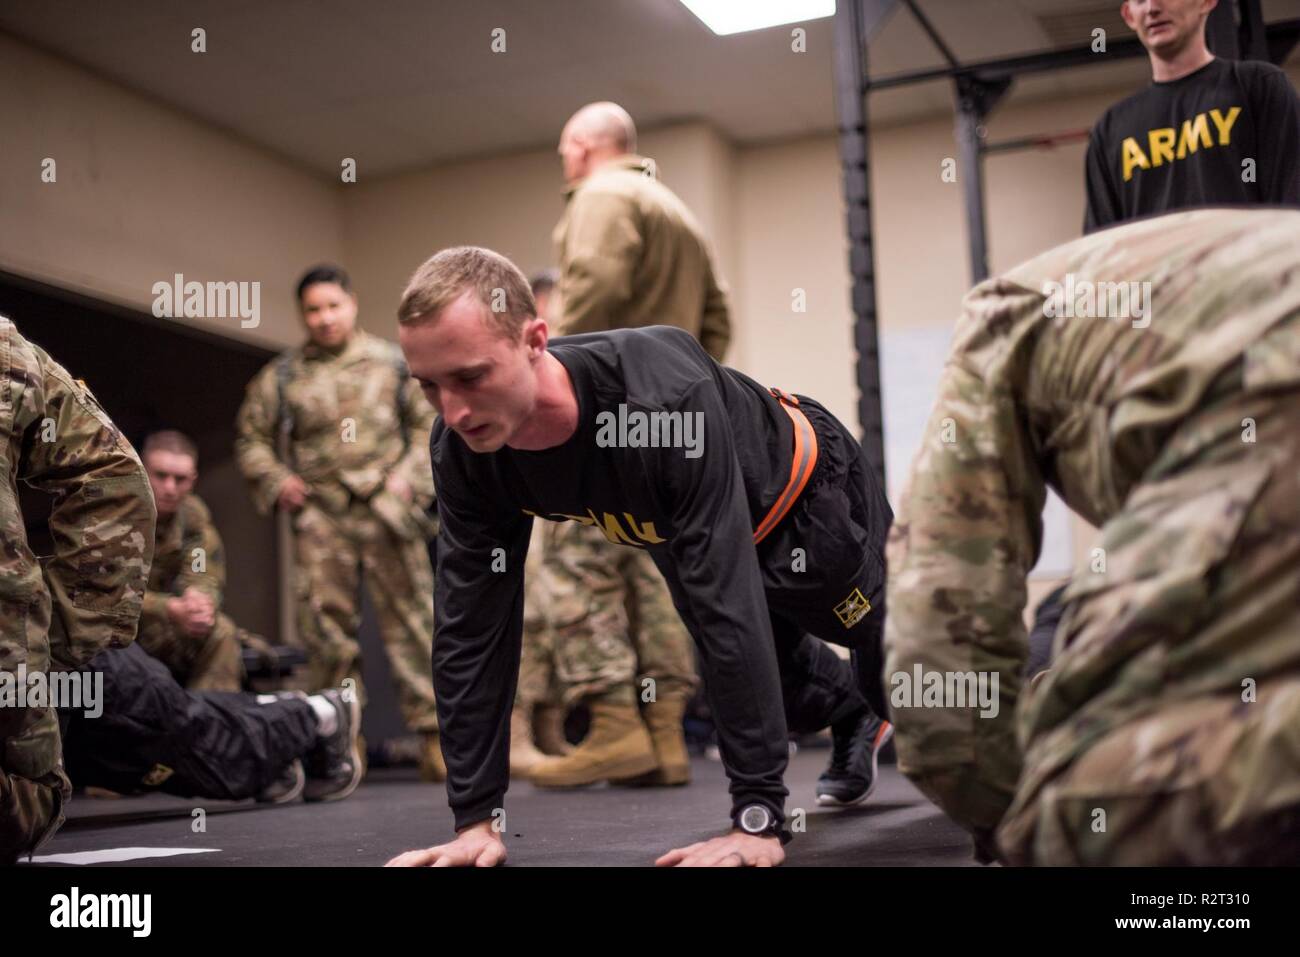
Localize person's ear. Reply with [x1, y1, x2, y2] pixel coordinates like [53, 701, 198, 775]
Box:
[1120, 1, 1137, 31]
[524, 317, 548, 357]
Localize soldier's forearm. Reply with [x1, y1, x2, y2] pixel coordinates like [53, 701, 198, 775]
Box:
[140, 590, 174, 628]
[237, 449, 294, 514]
[190, 525, 227, 600]
[235, 434, 289, 478]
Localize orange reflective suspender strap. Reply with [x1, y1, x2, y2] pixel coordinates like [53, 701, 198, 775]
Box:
[753, 388, 818, 545]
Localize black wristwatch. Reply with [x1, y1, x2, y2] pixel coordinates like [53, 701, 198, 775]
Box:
[734, 804, 793, 845]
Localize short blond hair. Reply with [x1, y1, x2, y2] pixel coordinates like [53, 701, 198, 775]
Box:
[398, 246, 536, 339]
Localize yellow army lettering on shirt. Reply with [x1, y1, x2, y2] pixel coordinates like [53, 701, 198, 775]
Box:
[521, 507, 666, 547]
[1121, 106, 1241, 181]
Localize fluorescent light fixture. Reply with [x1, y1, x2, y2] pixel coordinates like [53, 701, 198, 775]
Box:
[678, 0, 836, 36]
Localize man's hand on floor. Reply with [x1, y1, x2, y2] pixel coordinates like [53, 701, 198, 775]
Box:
[655, 830, 784, 867]
[385, 820, 506, 867]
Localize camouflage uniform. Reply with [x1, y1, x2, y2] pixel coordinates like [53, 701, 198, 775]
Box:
[137, 492, 248, 692]
[234, 330, 439, 733]
[518, 525, 563, 708]
[1, 316, 154, 864]
[518, 520, 698, 712]
[884, 208, 1300, 865]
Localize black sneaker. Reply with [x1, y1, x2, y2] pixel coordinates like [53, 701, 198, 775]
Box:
[816, 713, 893, 807]
[304, 688, 363, 803]
[256, 759, 305, 804]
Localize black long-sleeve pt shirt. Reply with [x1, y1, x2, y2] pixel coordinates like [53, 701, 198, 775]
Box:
[430, 326, 798, 831]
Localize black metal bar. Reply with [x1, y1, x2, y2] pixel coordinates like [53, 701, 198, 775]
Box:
[833, 0, 887, 483]
[1239, 0, 1269, 60]
[902, 0, 960, 69]
[1266, 20, 1300, 64]
[864, 17, 1299, 91]
[953, 76, 1009, 285]
[982, 129, 1091, 156]
[955, 97, 988, 284]
[860, 0, 903, 42]
[866, 35, 1150, 90]
[1206, 0, 1240, 59]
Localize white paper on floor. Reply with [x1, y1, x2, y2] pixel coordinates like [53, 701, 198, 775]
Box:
[25, 847, 221, 865]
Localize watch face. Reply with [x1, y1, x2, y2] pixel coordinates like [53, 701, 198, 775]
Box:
[740, 805, 771, 834]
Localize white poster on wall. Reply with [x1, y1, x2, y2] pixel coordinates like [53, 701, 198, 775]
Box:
[878, 324, 1073, 579]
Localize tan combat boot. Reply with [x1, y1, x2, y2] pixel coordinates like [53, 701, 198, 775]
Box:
[529, 693, 658, 788]
[533, 703, 574, 756]
[419, 731, 447, 782]
[510, 704, 546, 777]
[617, 692, 691, 786]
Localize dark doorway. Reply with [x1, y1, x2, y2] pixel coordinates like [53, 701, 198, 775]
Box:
[0, 270, 281, 641]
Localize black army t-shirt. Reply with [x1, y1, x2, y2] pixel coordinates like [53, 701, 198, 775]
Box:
[1084, 57, 1300, 232]
[429, 326, 800, 831]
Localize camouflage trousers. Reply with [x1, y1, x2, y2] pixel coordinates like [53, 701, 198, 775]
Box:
[291, 499, 438, 733]
[136, 609, 245, 693]
[1, 601, 70, 865]
[997, 386, 1300, 865]
[519, 521, 698, 709]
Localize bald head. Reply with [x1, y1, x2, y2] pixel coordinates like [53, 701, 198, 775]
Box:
[564, 102, 637, 152]
[558, 101, 638, 185]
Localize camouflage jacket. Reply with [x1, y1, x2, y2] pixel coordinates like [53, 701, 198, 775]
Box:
[234, 330, 437, 533]
[883, 208, 1300, 844]
[141, 492, 225, 630]
[1, 315, 155, 674]
[553, 154, 732, 361]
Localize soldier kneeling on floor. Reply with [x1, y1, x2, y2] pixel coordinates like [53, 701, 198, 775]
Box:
[137, 429, 278, 692]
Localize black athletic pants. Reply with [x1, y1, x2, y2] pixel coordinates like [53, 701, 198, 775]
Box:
[756, 397, 893, 733]
[657, 395, 892, 739]
[61, 643, 318, 801]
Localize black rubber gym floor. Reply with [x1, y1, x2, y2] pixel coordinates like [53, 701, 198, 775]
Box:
[25, 750, 977, 867]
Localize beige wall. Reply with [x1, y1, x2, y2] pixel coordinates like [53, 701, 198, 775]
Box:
[340, 145, 562, 333]
[0, 34, 343, 350]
